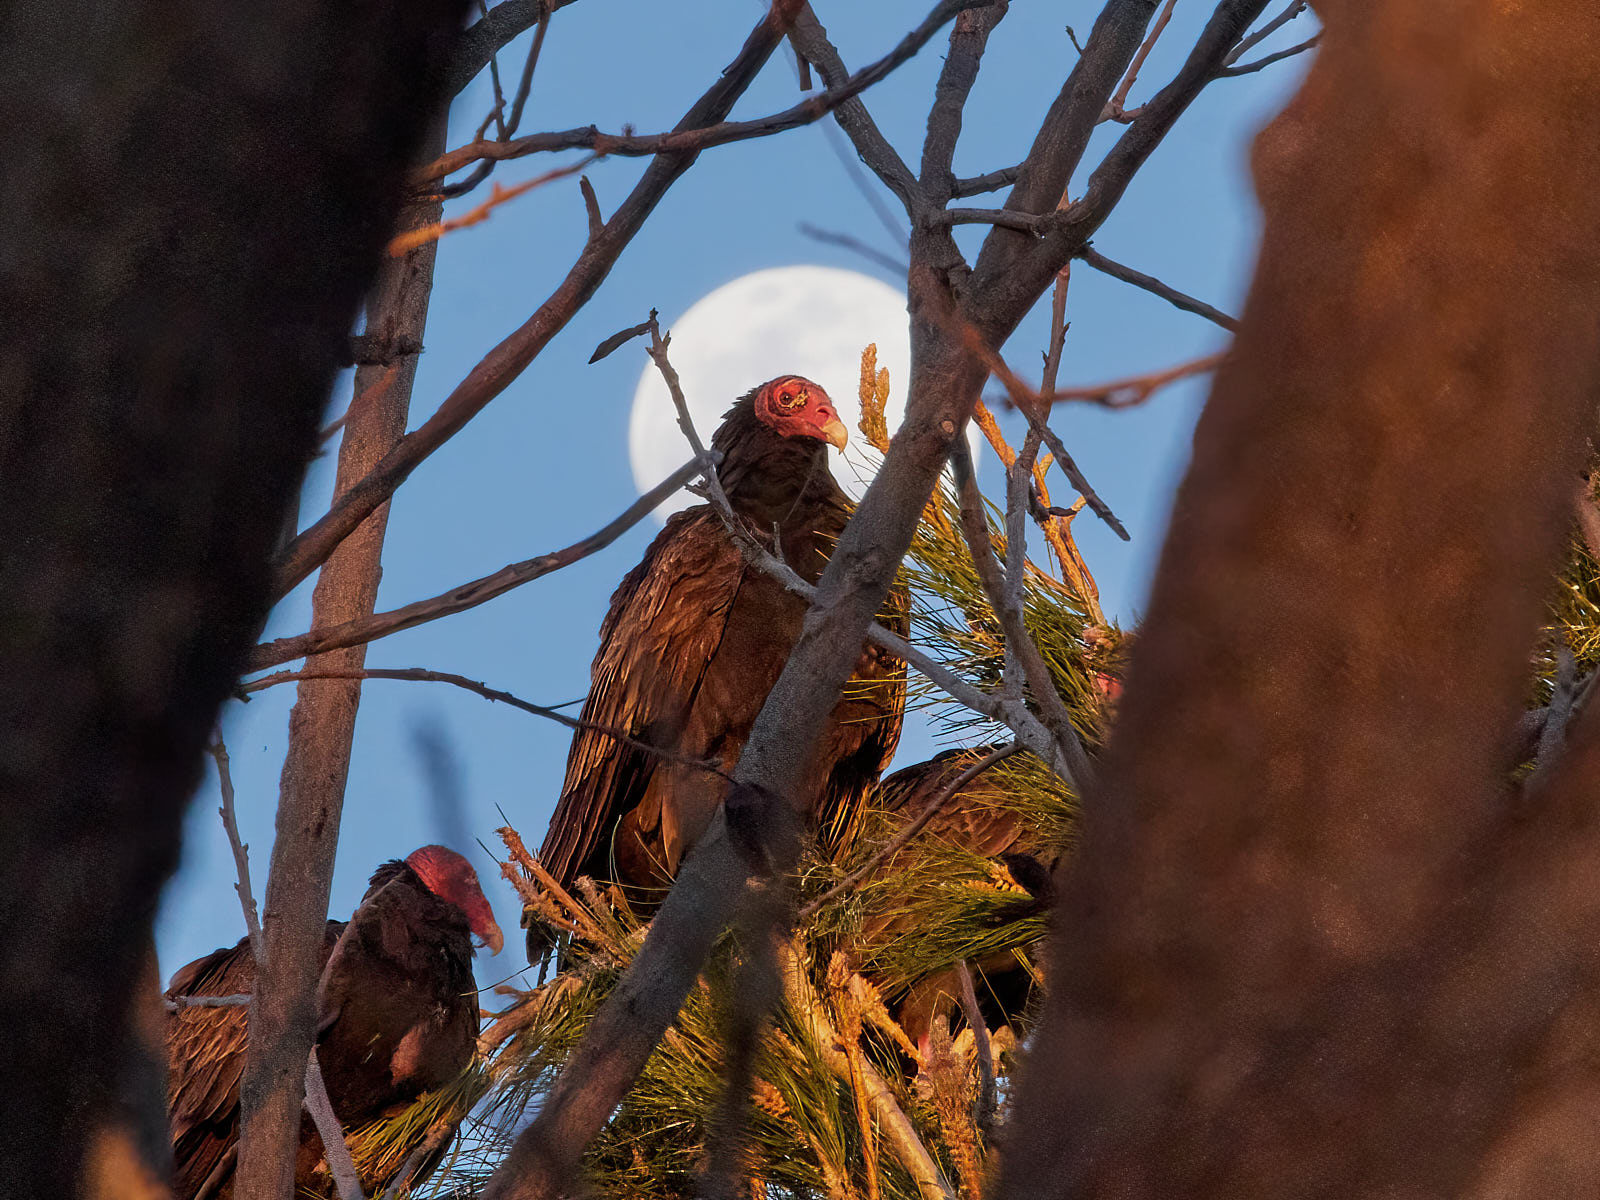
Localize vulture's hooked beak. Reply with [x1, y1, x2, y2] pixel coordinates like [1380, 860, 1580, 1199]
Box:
[478, 920, 505, 957]
[821, 415, 848, 450]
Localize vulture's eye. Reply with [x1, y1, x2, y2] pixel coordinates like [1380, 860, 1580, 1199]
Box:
[778, 387, 808, 409]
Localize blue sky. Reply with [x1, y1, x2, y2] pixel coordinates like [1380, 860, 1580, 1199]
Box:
[155, 1, 1312, 987]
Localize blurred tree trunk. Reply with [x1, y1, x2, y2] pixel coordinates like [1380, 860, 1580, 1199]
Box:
[997, 1, 1600, 1195]
[237, 138, 448, 1199]
[82, 943, 172, 1200]
[0, 2, 466, 1196]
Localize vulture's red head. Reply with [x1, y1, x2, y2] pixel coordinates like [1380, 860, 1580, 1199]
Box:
[751, 375, 847, 449]
[406, 845, 504, 955]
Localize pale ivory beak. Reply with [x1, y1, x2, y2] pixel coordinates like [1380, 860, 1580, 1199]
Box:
[821, 415, 849, 450]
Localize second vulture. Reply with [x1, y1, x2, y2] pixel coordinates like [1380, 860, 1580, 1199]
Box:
[166, 845, 503, 1199]
[531, 375, 907, 954]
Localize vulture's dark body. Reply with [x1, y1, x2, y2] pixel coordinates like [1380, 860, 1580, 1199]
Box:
[165, 862, 478, 1199]
[537, 396, 907, 914]
[868, 747, 1054, 1045]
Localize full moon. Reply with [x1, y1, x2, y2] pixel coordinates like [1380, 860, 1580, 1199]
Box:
[628, 265, 913, 518]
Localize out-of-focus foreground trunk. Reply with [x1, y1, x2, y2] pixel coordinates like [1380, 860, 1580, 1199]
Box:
[998, 2, 1600, 1196]
[0, 2, 465, 1196]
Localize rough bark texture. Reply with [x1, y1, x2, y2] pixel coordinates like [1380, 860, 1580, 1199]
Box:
[0, 2, 466, 1195]
[996, 2, 1600, 1195]
[236, 160, 447, 1198]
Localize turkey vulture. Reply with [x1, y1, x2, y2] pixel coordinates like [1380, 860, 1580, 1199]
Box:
[165, 845, 503, 1199]
[531, 376, 907, 954]
[866, 748, 1055, 1049]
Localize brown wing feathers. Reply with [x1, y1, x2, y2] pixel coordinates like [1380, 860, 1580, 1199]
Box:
[531, 384, 909, 953]
[165, 854, 492, 1199]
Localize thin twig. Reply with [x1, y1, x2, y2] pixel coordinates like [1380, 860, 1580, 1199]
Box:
[1223, 0, 1306, 65]
[1025, 350, 1224, 408]
[1077, 244, 1239, 330]
[799, 744, 1023, 920]
[927, 302, 1130, 542]
[954, 961, 997, 1139]
[418, 0, 971, 185]
[1002, 431, 1041, 701]
[798, 222, 909, 275]
[249, 457, 705, 671]
[274, 4, 821, 600]
[445, 0, 584, 100]
[163, 993, 252, 1012]
[476, 0, 509, 142]
[504, 3, 550, 138]
[951, 439, 1094, 784]
[209, 737, 262, 961]
[240, 667, 732, 782]
[1219, 32, 1320, 76]
[305, 1047, 366, 1200]
[389, 155, 596, 256]
[1105, 0, 1178, 118]
[789, 4, 922, 215]
[644, 317, 729, 511]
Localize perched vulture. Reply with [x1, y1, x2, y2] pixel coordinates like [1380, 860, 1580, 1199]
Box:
[866, 747, 1055, 1049]
[165, 846, 503, 1199]
[531, 376, 907, 954]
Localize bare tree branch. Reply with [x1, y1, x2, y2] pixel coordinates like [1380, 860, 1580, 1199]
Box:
[1219, 32, 1319, 76]
[1105, 0, 1178, 119]
[1076, 244, 1240, 330]
[954, 961, 997, 1140]
[445, 0, 584, 99]
[391, 154, 595, 254]
[420, 0, 974, 186]
[1222, 0, 1305, 66]
[919, 1, 1011, 202]
[1026, 350, 1225, 408]
[789, 5, 922, 215]
[274, 1, 826, 599]
[952, 163, 1023, 198]
[798, 222, 910, 274]
[1063, 0, 1273, 236]
[210, 738, 262, 961]
[240, 667, 732, 780]
[950, 442, 1094, 783]
[249, 458, 703, 671]
[304, 1048, 366, 1200]
[973, 346, 1130, 540]
[238, 132, 449, 1196]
